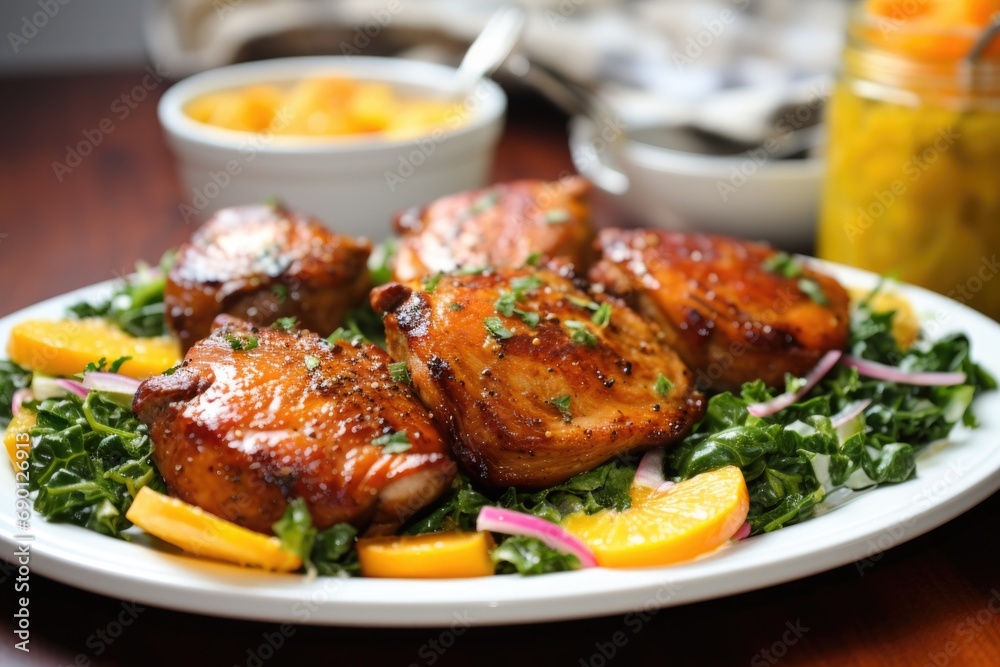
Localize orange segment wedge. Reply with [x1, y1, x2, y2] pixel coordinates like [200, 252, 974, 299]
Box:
[562, 466, 750, 568]
[125, 487, 302, 572]
[4, 410, 35, 471]
[357, 532, 496, 579]
[848, 288, 920, 350]
[7, 318, 181, 380]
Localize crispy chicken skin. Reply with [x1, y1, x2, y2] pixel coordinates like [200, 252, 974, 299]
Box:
[133, 316, 455, 535]
[371, 267, 704, 489]
[391, 177, 594, 281]
[166, 204, 372, 351]
[589, 230, 850, 392]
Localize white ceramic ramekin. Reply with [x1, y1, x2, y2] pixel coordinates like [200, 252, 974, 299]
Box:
[159, 56, 507, 239]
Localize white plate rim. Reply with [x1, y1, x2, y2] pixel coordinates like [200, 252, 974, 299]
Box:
[2, 262, 999, 627]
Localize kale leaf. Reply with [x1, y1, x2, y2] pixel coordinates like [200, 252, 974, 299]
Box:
[26, 392, 165, 538]
[490, 536, 581, 575]
[0, 360, 32, 428]
[404, 458, 634, 536]
[272, 498, 360, 577]
[401, 459, 634, 575]
[67, 254, 173, 338]
[665, 293, 996, 535]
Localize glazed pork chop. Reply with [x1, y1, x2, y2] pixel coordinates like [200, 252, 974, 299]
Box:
[371, 267, 704, 488]
[166, 203, 371, 351]
[133, 316, 455, 535]
[589, 230, 850, 392]
[391, 177, 594, 281]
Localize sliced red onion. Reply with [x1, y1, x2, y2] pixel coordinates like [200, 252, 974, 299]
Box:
[633, 448, 667, 490]
[476, 506, 598, 568]
[831, 399, 872, 428]
[733, 522, 751, 542]
[747, 350, 843, 418]
[55, 378, 90, 399]
[11, 388, 32, 417]
[82, 372, 142, 396]
[656, 481, 676, 493]
[841, 355, 967, 386]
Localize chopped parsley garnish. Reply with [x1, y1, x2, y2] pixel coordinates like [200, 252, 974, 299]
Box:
[79, 356, 132, 377]
[226, 332, 259, 351]
[545, 209, 570, 224]
[304, 355, 320, 372]
[423, 273, 443, 294]
[271, 284, 289, 303]
[763, 252, 827, 305]
[449, 303, 464, 311]
[592, 303, 612, 328]
[763, 251, 804, 278]
[371, 430, 412, 454]
[485, 317, 514, 340]
[327, 327, 362, 345]
[569, 296, 600, 311]
[272, 316, 298, 332]
[495, 296, 539, 328]
[510, 274, 543, 295]
[565, 321, 598, 347]
[523, 251, 542, 267]
[469, 191, 499, 215]
[495, 291, 518, 317]
[495, 275, 543, 328]
[324, 307, 383, 348]
[655, 374, 674, 397]
[519, 311, 540, 327]
[389, 361, 411, 384]
[798, 278, 829, 306]
[551, 395, 572, 422]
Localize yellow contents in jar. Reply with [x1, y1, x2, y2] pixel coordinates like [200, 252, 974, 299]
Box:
[185, 77, 456, 140]
[818, 1, 1000, 320]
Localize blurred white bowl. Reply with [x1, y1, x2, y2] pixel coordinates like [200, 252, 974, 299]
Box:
[569, 116, 822, 249]
[159, 56, 506, 239]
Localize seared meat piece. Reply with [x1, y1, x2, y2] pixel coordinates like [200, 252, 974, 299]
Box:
[392, 177, 594, 281]
[166, 204, 371, 351]
[590, 230, 850, 392]
[371, 267, 704, 488]
[133, 316, 455, 535]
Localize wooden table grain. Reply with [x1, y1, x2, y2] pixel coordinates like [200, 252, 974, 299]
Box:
[1, 69, 998, 667]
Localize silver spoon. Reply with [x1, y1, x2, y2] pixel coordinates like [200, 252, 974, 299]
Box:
[451, 6, 526, 97]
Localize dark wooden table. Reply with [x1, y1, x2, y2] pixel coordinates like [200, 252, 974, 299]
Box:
[1, 69, 998, 667]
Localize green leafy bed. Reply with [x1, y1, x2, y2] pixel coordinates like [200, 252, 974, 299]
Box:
[0, 265, 993, 576]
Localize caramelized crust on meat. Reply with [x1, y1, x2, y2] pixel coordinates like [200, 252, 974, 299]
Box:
[371, 267, 704, 489]
[166, 204, 371, 351]
[133, 316, 455, 535]
[590, 230, 850, 392]
[391, 177, 594, 281]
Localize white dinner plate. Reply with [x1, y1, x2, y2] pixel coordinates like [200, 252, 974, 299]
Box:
[2, 264, 999, 627]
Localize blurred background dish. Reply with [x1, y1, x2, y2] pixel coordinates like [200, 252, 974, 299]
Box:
[568, 115, 823, 250]
[137, 0, 847, 244]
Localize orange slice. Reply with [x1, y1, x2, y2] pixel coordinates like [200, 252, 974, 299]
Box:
[357, 532, 496, 579]
[125, 486, 302, 572]
[561, 466, 750, 568]
[4, 410, 35, 471]
[849, 287, 920, 350]
[7, 318, 181, 380]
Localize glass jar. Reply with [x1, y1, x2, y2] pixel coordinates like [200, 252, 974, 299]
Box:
[818, 8, 1000, 320]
